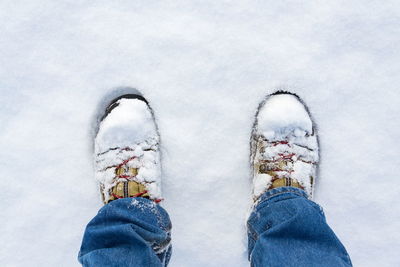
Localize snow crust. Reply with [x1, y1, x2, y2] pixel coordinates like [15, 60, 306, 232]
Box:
[96, 99, 157, 150]
[252, 173, 273, 198]
[1, 1, 400, 266]
[257, 94, 313, 140]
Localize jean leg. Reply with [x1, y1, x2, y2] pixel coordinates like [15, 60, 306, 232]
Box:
[78, 197, 172, 267]
[247, 187, 352, 267]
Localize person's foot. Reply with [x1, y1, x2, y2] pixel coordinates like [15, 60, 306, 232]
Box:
[94, 94, 162, 204]
[250, 91, 319, 200]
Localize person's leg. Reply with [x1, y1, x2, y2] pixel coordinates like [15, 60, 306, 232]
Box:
[247, 187, 352, 267]
[249, 92, 352, 266]
[78, 198, 171, 267]
[78, 93, 171, 266]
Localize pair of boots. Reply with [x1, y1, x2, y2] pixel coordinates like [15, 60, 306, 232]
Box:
[94, 91, 318, 205]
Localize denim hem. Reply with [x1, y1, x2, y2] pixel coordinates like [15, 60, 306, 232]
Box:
[256, 186, 308, 206]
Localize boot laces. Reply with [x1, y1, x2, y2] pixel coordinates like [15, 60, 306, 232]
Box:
[100, 147, 163, 203]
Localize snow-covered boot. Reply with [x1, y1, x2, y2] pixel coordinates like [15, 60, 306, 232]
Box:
[250, 92, 319, 201]
[94, 94, 162, 204]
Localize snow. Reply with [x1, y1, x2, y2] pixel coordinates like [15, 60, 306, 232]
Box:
[257, 94, 313, 140]
[1, 1, 400, 266]
[252, 173, 272, 199]
[96, 99, 157, 149]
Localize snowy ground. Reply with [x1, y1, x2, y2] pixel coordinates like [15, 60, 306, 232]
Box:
[1, 1, 400, 266]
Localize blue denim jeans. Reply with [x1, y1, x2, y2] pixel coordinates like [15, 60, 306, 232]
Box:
[78, 198, 172, 267]
[247, 187, 352, 267]
[78, 187, 352, 266]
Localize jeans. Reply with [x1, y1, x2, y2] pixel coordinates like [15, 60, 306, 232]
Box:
[247, 187, 352, 267]
[78, 187, 352, 267]
[78, 198, 172, 267]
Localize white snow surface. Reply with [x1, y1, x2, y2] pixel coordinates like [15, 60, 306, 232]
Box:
[257, 94, 313, 140]
[96, 99, 157, 150]
[1, 1, 400, 266]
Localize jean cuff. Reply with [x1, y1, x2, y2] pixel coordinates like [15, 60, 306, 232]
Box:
[256, 186, 309, 205]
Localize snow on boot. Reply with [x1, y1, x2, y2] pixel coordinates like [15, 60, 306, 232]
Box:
[250, 91, 319, 201]
[94, 94, 162, 204]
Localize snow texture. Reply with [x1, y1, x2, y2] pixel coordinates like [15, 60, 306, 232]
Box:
[96, 99, 158, 149]
[257, 94, 313, 139]
[1, 1, 400, 266]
